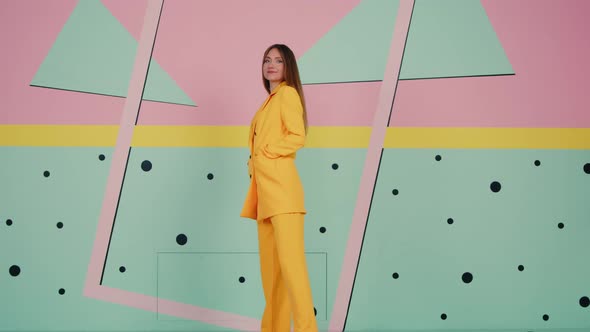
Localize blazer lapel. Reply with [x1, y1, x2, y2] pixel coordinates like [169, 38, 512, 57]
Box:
[249, 83, 284, 154]
[249, 95, 270, 154]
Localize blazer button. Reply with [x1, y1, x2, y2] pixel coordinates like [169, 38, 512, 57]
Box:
[249, 155, 251, 159]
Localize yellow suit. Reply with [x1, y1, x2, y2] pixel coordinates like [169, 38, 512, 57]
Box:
[241, 81, 318, 331]
[240, 81, 307, 221]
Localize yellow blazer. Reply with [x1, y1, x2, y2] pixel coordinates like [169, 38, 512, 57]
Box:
[240, 81, 307, 221]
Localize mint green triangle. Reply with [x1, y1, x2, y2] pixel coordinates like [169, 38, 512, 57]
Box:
[297, 0, 513, 84]
[31, 0, 195, 106]
[298, 0, 400, 84]
[400, 0, 514, 79]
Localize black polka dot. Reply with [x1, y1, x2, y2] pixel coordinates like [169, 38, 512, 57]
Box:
[319, 227, 326, 233]
[558, 222, 564, 229]
[58, 288, 65, 295]
[43, 170, 50, 177]
[141, 160, 152, 172]
[441, 313, 447, 320]
[542, 314, 549, 321]
[119, 266, 126, 273]
[584, 163, 590, 174]
[392, 273, 399, 279]
[392, 189, 399, 196]
[314, 307, 317, 316]
[6, 219, 12, 226]
[462, 272, 473, 284]
[580, 296, 589, 308]
[239, 276, 245, 283]
[332, 163, 339, 170]
[534, 160, 541, 166]
[518, 265, 525, 271]
[98, 154, 106, 161]
[490, 181, 501, 193]
[207, 173, 214, 180]
[447, 218, 454, 225]
[9, 265, 20, 277]
[56, 222, 63, 229]
[435, 155, 442, 161]
[176, 234, 188, 246]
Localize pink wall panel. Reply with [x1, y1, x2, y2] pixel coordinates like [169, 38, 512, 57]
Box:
[131, 0, 367, 126]
[390, 0, 590, 128]
[0, 0, 376, 126]
[137, 81, 381, 126]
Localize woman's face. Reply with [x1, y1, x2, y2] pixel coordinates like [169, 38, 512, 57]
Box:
[263, 48, 285, 84]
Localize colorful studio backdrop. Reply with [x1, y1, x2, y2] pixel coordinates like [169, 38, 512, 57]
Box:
[1, 0, 589, 331]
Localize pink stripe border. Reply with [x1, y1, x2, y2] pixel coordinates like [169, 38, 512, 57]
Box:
[329, 1, 415, 331]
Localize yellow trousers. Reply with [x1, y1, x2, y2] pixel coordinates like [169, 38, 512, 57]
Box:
[257, 213, 319, 332]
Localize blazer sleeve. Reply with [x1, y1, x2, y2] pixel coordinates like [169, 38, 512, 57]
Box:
[261, 87, 306, 158]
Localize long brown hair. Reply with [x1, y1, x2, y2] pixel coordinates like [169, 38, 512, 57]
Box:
[261, 44, 308, 135]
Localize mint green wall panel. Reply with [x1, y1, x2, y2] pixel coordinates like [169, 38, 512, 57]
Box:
[346, 148, 590, 330]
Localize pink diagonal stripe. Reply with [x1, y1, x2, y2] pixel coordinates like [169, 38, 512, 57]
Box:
[329, 1, 415, 331]
[84, 0, 164, 290]
[84, 285, 259, 330]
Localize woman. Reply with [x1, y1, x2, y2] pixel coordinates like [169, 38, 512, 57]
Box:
[240, 44, 319, 332]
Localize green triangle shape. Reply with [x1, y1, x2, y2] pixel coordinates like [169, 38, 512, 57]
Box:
[298, 0, 400, 84]
[400, 0, 514, 79]
[31, 0, 195, 106]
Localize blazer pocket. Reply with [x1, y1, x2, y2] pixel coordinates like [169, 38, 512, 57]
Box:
[253, 153, 278, 176]
[260, 144, 278, 159]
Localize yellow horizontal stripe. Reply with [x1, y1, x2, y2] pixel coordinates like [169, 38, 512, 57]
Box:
[130, 125, 371, 148]
[384, 127, 590, 149]
[307, 126, 371, 148]
[0, 125, 119, 146]
[1, 125, 589, 149]
[131, 125, 249, 147]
